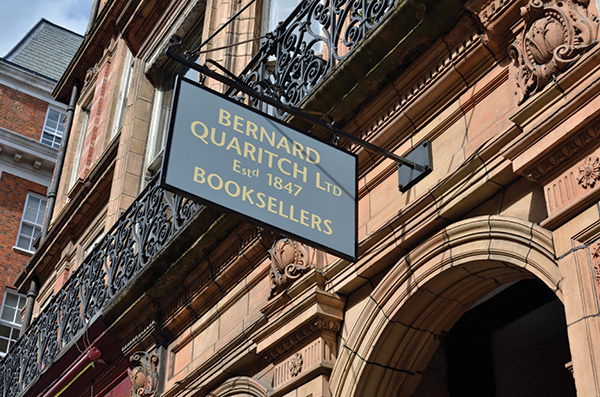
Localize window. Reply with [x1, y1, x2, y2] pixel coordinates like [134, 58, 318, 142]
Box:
[142, 77, 174, 185]
[110, 49, 133, 139]
[262, 0, 299, 33]
[41, 108, 66, 149]
[0, 290, 26, 356]
[70, 102, 91, 189]
[15, 193, 47, 252]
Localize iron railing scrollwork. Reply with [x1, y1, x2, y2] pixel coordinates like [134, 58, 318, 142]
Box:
[231, 0, 397, 116]
[0, 175, 201, 396]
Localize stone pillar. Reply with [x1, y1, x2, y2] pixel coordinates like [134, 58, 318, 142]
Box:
[558, 246, 600, 395]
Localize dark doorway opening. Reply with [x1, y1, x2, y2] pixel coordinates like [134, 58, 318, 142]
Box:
[413, 279, 575, 397]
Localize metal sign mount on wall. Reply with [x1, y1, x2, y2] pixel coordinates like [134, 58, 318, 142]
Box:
[166, 35, 431, 192]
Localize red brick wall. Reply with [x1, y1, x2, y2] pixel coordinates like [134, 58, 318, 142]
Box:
[77, 60, 111, 180]
[0, 172, 47, 311]
[0, 83, 48, 141]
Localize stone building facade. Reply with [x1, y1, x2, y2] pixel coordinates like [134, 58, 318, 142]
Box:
[3, 0, 600, 396]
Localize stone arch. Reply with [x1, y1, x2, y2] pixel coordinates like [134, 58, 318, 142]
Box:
[206, 376, 271, 397]
[330, 216, 561, 397]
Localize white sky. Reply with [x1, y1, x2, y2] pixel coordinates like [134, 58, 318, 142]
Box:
[0, 0, 93, 57]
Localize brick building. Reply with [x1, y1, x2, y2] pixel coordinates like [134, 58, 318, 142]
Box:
[3, 0, 600, 396]
[0, 19, 82, 357]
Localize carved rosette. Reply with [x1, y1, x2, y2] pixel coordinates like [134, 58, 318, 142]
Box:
[289, 352, 304, 377]
[128, 352, 159, 396]
[269, 238, 315, 297]
[508, 0, 599, 104]
[577, 156, 600, 188]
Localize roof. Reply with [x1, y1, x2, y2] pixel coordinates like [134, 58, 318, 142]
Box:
[4, 19, 84, 82]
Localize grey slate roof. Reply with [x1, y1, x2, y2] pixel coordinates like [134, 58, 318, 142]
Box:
[4, 19, 83, 82]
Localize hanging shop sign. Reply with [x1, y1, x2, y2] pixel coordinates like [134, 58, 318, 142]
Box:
[161, 77, 357, 260]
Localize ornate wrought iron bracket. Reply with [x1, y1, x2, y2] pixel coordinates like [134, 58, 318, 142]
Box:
[166, 36, 432, 191]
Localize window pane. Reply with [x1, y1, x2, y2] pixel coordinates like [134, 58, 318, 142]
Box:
[0, 337, 8, 354]
[24, 210, 37, 223]
[17, 296, 26, 310]
[45, 119, 58, 131]
[16, 235, 32, 250]
[20, 223, 34, 237]
[1, 307, 15, 322]
[11, 327, 19, 339]
[5, 293, 18, 308]
[27, 196, 41, 209]
[0, 324, 10, 338]
[48, 109, 60, 121]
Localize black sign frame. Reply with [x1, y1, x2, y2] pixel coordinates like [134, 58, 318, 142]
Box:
[161, 76, 358, 261]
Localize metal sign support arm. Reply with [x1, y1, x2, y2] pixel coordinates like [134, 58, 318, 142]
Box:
[166, 36, 431, 189]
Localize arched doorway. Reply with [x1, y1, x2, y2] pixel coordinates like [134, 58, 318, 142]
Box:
[413, 278, 574, 396]
[330, 216, 570, 396]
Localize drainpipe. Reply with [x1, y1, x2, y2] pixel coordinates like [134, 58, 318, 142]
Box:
[41, 79, 81, 243]
[42, 347, 102, 397]
[26, 80, 81, 330]
[21, 276, 39, 330]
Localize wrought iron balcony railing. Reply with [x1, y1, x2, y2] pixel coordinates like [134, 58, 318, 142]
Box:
[0, 175, 201, 396]
[230, 0, 397, 116]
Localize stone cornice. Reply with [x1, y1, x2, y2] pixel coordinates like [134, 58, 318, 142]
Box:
[0, 127, 58, 184]
[0, 60, 58, 103]
[523, 121, 600, 183]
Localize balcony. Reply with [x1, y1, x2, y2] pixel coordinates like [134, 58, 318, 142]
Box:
[229, 0, 399, 116]
[0, 176, 202, 396]
[228, 0, 461, 127]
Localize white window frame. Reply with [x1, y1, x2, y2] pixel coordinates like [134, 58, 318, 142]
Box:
[14, 192, 47, 254]
[41, 107, 66, 149]
[110, 49, 134, 139]
[0, 289, 26, 357]
[69, 102, 92, 190]
[141, 81, 174, 188]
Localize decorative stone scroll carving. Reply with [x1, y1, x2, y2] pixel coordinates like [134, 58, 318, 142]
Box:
[82, 65, 99, 92]
[269, 238, 316, 297]
[128, 351, 159, 396]
[577, 156, 600, 188]
[508, 0, 599, 103]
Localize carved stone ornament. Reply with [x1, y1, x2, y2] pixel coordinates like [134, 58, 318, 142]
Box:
[289, 352, 304, 377]
[82, 65, 99, 91]
[128, 352, 159, 397]
[577, 156, 600, 188]
[591, 242, 600, 282]
[269, 238, 315, 297]
[508, 0, 599, 104]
